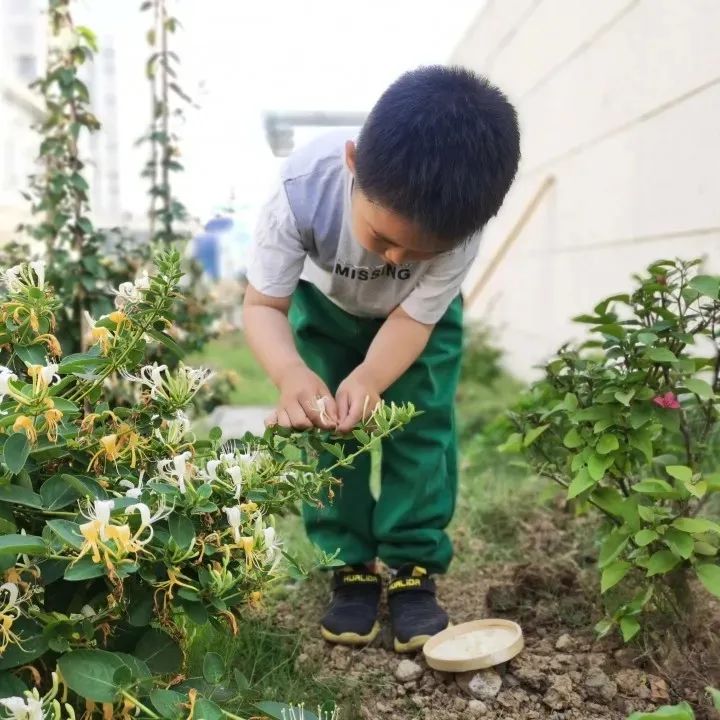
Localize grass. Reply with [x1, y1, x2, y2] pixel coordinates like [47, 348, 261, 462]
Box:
[187, 331, 277, 406]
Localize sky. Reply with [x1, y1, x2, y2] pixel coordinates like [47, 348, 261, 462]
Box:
[78, 0, 483, 225]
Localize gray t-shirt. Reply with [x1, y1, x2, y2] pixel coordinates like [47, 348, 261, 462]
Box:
[248, 131, 481, 324]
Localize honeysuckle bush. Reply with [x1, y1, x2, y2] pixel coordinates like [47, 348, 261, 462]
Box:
[0, 251, 415, 718]
[504, 259, 720, 642]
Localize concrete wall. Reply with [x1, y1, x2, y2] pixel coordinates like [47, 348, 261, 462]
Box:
[453, 0, 720, 379]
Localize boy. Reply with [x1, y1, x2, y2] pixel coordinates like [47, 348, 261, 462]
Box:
[244, 66, 520, 652]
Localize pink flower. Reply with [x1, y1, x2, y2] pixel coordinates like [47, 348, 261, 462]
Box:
[653, 392, 680, 410]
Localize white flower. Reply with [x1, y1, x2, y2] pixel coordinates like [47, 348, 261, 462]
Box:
[127, 500, 171, 545]
[226, 465, 243, 499]
[223, 505, 242, 542]
[39, 363, 59, 388]
[263, 526, 282, 563]
[113, 281, 141, 309]
[0, 695, 44, 720]
[203, 459, 221, 483]
[80, 605, 95, 617]
[2, 266, 23, 293]
[80, 500, 115, 541]
[0, 366, 18, 399]
[157, 451, 193, 494]
[119, 472, 145, 499]
[122, 363, 211, 407]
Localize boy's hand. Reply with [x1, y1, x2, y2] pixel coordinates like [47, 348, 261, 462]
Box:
[336, 366, 381, 434]
[265, 363, 338, 430]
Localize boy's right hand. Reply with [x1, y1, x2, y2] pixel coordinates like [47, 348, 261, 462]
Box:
[265, 363, 338, 431]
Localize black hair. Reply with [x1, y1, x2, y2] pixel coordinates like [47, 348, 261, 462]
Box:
[354, 65, 520, 245]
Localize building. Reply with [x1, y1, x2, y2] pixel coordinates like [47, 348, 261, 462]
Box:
[453, 0, 720, 379]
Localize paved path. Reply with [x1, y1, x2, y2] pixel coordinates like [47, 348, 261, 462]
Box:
[206, 405, 271, 439]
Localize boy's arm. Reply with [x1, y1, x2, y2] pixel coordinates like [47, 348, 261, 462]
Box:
[244, 286, 338, 430]
[336, 306, 432, 432]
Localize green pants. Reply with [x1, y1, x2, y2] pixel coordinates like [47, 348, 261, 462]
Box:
[289, 281, 463, 574]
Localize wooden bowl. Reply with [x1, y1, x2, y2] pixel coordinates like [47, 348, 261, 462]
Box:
[423, 619, 524, 672]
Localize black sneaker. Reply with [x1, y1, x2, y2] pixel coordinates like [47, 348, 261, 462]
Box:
[388, 565, 449, 653]
[320, 566, 381, 646]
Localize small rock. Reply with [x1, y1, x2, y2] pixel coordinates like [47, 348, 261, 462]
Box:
[297, 652, 309, 664]
[543, 674, 581, 711]
[585, 667, 618, 703]
[451, 697, 467, 712]
[375, 701, 391, 713]
[467, 699, 488, 717]
[615, 669, 649, 697]
[649, 675, 669, 702]
[395, 659, 424, 683]
[456, 669, 503, 700]
[555, 633, 573, 651]
[410, 694, 424, 709]
[513, 660, 548, 692]
[614, 646, 638, 667]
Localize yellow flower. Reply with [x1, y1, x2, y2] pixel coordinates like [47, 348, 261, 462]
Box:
[88, 434, 120, 470]
[43, 408, 63, 442]
[240, 536, 255, 568]
[108, 310, 127, 326]
[13, 415, 37, 444]
[35, 334, 62, 357]
[0, 582, 30, 654]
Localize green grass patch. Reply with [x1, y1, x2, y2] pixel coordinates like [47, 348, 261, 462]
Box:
[187, 331, 276, 406]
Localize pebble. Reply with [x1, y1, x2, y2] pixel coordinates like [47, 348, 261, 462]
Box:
[615, 668, 650, 697]
[555, 633, 573, 651]
[649, 675, 670, 702]
[467, 699, 488, 717]
[584, 667, 618, 703]
[395, 659, 424, 683]
[456, 668, 503, 700]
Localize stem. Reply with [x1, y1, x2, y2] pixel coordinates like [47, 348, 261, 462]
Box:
[121, 691, 160, 720]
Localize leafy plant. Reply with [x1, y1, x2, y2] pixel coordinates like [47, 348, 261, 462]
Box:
[505, 259, 720, 640]
[0, 254, 414, 716]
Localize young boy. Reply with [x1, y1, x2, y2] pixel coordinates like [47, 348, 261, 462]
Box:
[244, 66, 520, 652]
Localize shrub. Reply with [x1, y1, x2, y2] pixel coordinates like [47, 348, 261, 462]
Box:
[0, 252, 413, 717]
[505, 259, 720, 640]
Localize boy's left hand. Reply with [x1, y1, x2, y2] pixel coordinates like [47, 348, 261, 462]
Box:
[335, 366, 381, 434]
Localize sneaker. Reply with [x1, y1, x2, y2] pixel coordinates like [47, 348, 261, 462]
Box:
[320, 566, 381, 646]
[388, 564, 449, 653]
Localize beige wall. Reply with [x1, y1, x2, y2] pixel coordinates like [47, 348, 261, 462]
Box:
[453, 0, 720, 379]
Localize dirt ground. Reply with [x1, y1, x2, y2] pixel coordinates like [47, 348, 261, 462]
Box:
[272, 509, 720, 720]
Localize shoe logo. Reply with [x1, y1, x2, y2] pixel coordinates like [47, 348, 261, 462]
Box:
[341, 574, 378, 585]
[389, 577, 422, 591]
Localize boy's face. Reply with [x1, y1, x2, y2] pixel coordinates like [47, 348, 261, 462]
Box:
[345, 141, 444, 265]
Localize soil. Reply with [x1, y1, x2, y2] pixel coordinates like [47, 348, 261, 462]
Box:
[272, 508, 720, 720]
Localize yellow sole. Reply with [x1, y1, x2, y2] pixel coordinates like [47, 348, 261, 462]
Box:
[321, 622, 380, 647]
[394, 634, 432, 653]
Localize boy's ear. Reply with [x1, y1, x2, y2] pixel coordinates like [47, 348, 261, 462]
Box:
[345, 140, 357, 175]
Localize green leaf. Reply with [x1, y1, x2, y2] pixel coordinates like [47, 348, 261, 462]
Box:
[0, 670, 28, 697]
[203, 652, 225, 684]
[601, 560, 631, 593]
[634, 529, 658, 547]
[645, 347, 678, 363]
[0, 484, 42, 509]
[666, 465, 693, 483]
[0, 504, 15, 534]
[620, 616, 641, 642]
[3, 433, 30, 474]
[47, 519, 84, 549]
[0, 533, 47, 557]
[663, 528, 694, 559]
[646, 550, 681, 577]
[64, 557, 106, 581]
[632, 479, 678, 498]
[599, 530, 629, 568]
[629, 429, 654, 462]
[588, 452, 612, 481]
[673, 517, 720, 534]
[147, 327, 183, 357]
[40, 475, 84, 510]
[0, 618, 48, 670]
[58, 650, 123, 703]
[352, 429, 371, 445]
[614, 389, 635, 406]
[135, 628, 183, 674]
[594, 618, 614, 638]
[689, 274, 720, 299]
[596, 434, 619, 455]
[626, 703, 695, 720]
[683, 378, 714, 399]
[568, 468, 595, 499]
[150, 689, 185, 720]
[169, 515, 195, 551]
[696, 564, 720, 598]
[523, 424, 549, 447]
[193, 699, 225, 720]
[563, 428, 583, 449]
[498, 433, 522, 454]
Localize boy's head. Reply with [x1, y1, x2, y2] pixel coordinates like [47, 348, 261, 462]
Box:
[346, 66, 520, 265]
